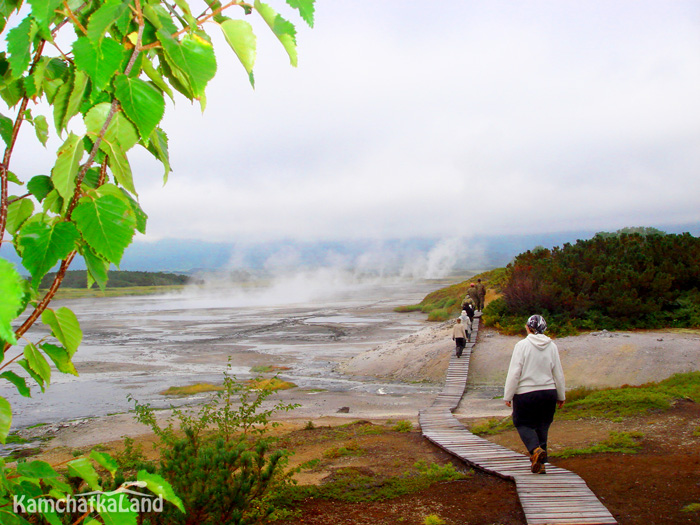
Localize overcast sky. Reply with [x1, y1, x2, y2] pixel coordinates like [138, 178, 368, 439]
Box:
[12, 1, 700, 243]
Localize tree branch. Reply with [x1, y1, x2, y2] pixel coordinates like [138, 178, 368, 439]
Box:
[61, 0, 88, 35]
[4, 251, 77, 355]
[0, 41, 46, 250]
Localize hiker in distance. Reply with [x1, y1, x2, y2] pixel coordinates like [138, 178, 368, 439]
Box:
[460, 310, 471, 340]
[503, 315, 565, 474]
[475, 278, 486, 311]
[452, 317, 468, 358]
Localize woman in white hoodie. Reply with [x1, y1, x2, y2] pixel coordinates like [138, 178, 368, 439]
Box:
[503, 315, 565, 474]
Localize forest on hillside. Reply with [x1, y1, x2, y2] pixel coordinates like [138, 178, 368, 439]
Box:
[39, 270, 190, 289]
[484, 231, 700, 334]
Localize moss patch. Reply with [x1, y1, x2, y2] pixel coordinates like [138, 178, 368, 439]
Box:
[160, 383, 224, 396]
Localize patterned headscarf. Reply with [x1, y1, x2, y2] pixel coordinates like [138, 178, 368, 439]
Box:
[526, 314, 547, 334]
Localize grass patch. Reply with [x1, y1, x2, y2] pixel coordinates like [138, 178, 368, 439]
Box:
[424, 516, 446, 525]
[323, 441, 366, 459]
[279, 461, 469, 504]
[5, 433, 30, 445]
[160, 383, 224, 396]
[682, 503, 700, 513]
[558, 372, 700, 420]
[250, 365, 291, 373]
[391, 420, 413, 433]
[393, 304, 423, 313]
[551, 431, 644, 458]
[470, 417, 514, 436]
[247, 377, 297, 391]
[394, 268, 505, 322]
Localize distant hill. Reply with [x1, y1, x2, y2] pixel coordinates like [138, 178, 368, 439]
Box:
[39, 270, 191, 289]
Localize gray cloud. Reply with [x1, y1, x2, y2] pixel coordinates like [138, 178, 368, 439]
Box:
[9, 1, 700, 242]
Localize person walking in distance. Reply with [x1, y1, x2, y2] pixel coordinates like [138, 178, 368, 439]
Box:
[466, 283, 479, 311]
[503, 315, 565, 474]
[475, 278, 486, 312]
[452, 317, 468, 358]
[460, 310, 471, 341]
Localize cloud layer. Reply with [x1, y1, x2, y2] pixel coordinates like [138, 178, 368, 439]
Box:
[12, 1, 700, 243]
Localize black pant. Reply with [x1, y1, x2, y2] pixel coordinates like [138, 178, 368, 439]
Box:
[512, 389, 558, 454]
[454, 338, 466, 357]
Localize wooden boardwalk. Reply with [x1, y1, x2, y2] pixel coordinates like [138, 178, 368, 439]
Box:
[419, 314, 617, 525]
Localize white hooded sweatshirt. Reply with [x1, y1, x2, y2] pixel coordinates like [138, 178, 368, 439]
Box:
[503, 333, 566, 402]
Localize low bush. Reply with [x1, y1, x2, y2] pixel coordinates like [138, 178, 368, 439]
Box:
[129, 363, 300, 525]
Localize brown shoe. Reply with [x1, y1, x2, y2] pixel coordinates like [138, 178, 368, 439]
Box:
[530, 447, 547, 474]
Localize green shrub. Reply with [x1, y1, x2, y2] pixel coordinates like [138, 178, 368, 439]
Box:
[424, 515, 446, 525]
[129, 363, 300, 525]
[486, 232, 700, 334]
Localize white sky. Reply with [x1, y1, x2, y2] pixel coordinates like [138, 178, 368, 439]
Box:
[10, 0, 700, 243]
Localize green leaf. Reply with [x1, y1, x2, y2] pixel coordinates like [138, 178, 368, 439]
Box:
[73, 37, 126, 91]
[6, 171, 21, 185]
[157, 29, 217, 99]
[6, 198, 34, 235]
[27, 175, 54, 202]
[24, 343, 52, 385]
[51, 133, 85, 201]
[67, 457, 101, 491]
[65, 70, 89, 129]
[87, 0, 129, 46]
[219, 19, 256, 86]
[41, 307, 82, 357]
[0, 112, 12, 146]
[33, 114, 49, 146]
[18, 219, 80, 288]
[120, 188, 147, 234]
[84, 102, 139, 152]
[286, 0, 315, 27]
[40, 343, 78, 376]
[140, 58, 174, 101]
[52, 81, 71, 134]
[145, 127, 170, 182]
[6, 17, 34, 77]
[255, 1, 297, 66]
[72, 194, 136, 265]
[0, 371, 30, 397]
[28, 0, 62, 34]
[104, 140, 135, 194]
[16, 460, 58, 479]
[0, 396, 11, 445]
[113, 75, 165, 143]
[90, 450, 118, 477]
[0, 259, 23, 345]
[42, 189, 63, 214]
[137, 470, 185, 512]
[18, 358, 45, 392]
[81, 244, 109, 290]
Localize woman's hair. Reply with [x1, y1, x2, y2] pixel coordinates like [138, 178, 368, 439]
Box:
[526, 314, 547, 334]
